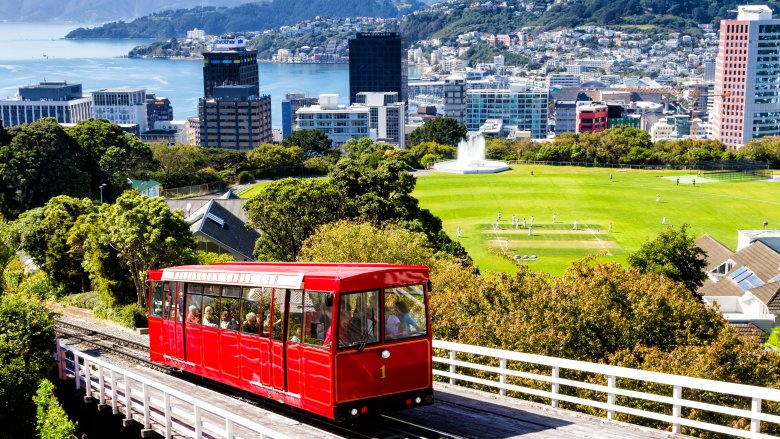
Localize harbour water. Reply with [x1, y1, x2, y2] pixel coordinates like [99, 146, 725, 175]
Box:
[0, 23, 350, 128]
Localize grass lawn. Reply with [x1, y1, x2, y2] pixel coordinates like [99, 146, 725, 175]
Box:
[413, 165, 780, 275]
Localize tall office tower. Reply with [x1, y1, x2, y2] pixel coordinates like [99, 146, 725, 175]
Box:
[199, 86, 272, 150]
[200, 36, 270, 150]
[703, 59, 717, 83]
[0, 81, 92, 128]
[443, 75, 467, 123]
[281, 93, 319, 139]
[713, 5, 780, 149]
[202, 36, 259, 98]
[92, 88, 148, 135]
[348, 32, 408, 104]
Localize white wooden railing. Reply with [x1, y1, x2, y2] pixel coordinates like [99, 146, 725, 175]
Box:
[56, 340, 291, 439]
[432, 339, 780, 438]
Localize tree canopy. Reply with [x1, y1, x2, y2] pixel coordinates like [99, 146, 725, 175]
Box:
[281, 129, 336, 159]
[79, 191, 196, 306]
[409, 117, 468, 147]
[627, 224, 707, 292]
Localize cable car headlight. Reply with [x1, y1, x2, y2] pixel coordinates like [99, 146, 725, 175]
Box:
[381, 350, 390, 359]
[415, 397, 422, 404]
[350, 408, 358, 416]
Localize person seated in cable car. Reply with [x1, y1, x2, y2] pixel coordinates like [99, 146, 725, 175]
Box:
[202, 306, 219, 327]
[241, 312, 259, 334]
[385, 304, 402, 339]
[186, 305, 200, 324]
[324, 312, 352, 347]
[220, 310, 238, 330]
[289, 325, 301, 343]
[395, 301, 420, 334]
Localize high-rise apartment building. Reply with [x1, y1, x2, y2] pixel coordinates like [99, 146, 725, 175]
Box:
[202, 36, 259, 98]
[348, 32, 408, 104]
[466, 86, 549, 139]
[281, 93, 319, 139]
[443, 75, 467, 123]
[0, 81, 92, 128]
[713, 5, 780, 148]
[146, 93, 173, 129]
[92, 88, 148, 134]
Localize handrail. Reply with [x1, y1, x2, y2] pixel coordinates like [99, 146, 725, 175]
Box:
[432, 339, 780, 438]
[56, 340, 291, 439]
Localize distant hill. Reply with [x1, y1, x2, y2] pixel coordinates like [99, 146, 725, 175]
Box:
[65, 0, 424, 39]
[0, 0, 249, 23]
[400, 0, 780, 42]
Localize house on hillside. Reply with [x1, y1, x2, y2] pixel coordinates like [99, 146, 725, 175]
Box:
[697, 231, 780, 334]
[166, 190, 260, 261]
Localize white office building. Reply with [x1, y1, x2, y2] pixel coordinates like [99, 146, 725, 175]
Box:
[0, 81, 92, 128]
[296, 93, 406, 148]
[466, 85, 549, 139]
[547, 73, 581, 89]
[92, 88, 148, 134]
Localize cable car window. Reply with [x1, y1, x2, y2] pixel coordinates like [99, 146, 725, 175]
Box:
[150, 282, 163, 318]
[287, 289, 304, 344]
[240, 287, 261, 335]
[337, 290, 380, 349]
[223, 285, 241, 298]
[188, 283, 204, 295]
[220, 296, 240, 331]
[201, 295, 220, 327]
[163, 282, 172, 320]
[175, 282, 184, 322]
[384, 284, 427, 341]
[303, 291, 332, 347]
[204, 284, 220, 296]
[185, 292, 203, 325]
[271, 288, 286, 341]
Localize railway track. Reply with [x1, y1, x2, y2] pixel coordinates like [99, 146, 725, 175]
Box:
[55, 318, 468, 438]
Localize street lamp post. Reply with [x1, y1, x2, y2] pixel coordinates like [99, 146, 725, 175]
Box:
[99, 183, 107, 204]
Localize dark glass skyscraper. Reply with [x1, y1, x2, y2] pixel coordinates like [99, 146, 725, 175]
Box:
[202, 44, 259, 98]
[348, 32, 407, 104]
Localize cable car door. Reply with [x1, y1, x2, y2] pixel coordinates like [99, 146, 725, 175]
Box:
[269, 288, 287, 391]
[163, 281, 185, 361]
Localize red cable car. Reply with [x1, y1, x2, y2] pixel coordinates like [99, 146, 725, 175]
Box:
[146, 262, 434, 420]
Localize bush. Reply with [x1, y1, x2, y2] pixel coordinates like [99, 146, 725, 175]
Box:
[303, 156, 332, 174]
[2, 258, 25, 293]
[18, 271, 58, 300]
[33, 379, 76, 439]
[61, 291, 102, 309]
[92, 301, 148, 329]
[237, 170, 254, 184]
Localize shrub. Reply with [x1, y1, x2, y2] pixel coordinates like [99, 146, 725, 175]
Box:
[19, 271, 58, 300]
[237, 170, 254, 184]
[2, 258, 25, 293]
[33, 379, 76, 439]
[116, 304, 148, 329]
[61, 291, 101, 309]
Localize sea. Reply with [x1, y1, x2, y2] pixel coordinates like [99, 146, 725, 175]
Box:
[0, 22, 351, 129]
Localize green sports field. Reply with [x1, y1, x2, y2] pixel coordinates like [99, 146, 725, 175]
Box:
[413, 165, 780, 274]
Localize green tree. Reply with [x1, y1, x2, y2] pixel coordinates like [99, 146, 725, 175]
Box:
[0, 118, 91, 219]
[627, 224, 708, 293]
[281, 129, 336, 158]
[244, 178, 344, 261]
[247, 143, 304, 169]
[0, 124, 10, 146]
[6, 196, 96, 293]
[80, 191, 196, 306]
[67, 118, 157, 203]
[409, 117, 468, 147]
[0, 293, 56, 437]
[299, 220, 435, 266]
[33, 379, 76, 439]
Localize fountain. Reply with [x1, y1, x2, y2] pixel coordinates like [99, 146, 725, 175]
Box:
[433, 133, 511, 174]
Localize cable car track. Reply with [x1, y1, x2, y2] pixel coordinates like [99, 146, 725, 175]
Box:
[55, 318, 466, 438]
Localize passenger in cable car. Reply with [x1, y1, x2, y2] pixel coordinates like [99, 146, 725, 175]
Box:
[202, 306, 219, 327]
[242, 312, 259, 334]
[186, 305, 200, 324]
[385, 304, 402, 339]
[395, 301, 420, 333]
[220, 310, 238, 330]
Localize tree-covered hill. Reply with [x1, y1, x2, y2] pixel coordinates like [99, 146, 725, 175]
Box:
[65, 0, 425, 39]
[400, 0, 780, 42]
